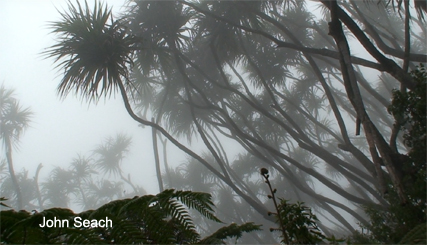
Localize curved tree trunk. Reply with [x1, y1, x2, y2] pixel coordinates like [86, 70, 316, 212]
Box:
[5, 137, 23, 210]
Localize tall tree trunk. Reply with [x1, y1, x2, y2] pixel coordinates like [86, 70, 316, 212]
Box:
[34, 163, 44, 210]
[161, 138, 173, 187]
[326, 0, 407, 203]
[152, 117, 164, 192]
[5, 137, 23, 210]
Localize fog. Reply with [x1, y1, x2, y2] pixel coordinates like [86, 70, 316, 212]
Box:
[1, 0, 167, 196]
[1, 0, 425, 244]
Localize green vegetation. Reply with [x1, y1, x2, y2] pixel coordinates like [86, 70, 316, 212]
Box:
[0, 189, 260, 244]
[261, 168, 345, 244]
[350, 65, 427, 243]
[1, 0, 426, 243]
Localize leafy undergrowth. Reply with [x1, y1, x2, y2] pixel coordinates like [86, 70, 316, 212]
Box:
[0, 189, 260, 244]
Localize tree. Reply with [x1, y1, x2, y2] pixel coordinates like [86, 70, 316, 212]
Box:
[351, 64, 426, 243]
[1, 169, 38, 211]
[0, 132, 145, 212]
[45, 0, 426, 239]
[0, 85, 32, 210]
[69, 155, 96, 210]
[41, 166, 76, 208]
[93, 133, 140, 192]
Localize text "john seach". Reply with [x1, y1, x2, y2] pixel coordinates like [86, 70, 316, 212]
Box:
[39, 216, 112, 228]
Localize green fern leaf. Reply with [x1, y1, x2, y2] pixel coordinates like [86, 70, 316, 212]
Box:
[198, 222, 262, 244]
[1, 189, 259, 244]
[171, 189, 222, 223]
[399, 223, 427, 244]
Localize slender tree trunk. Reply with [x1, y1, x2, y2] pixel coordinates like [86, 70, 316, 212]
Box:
[5, 137, 23, 210]
[77, 183, 87, 209]
[34, 163, 44, 210]
[326, 0, 407, 203]
[151, 117, 164, 192]
[161, 139, 173, 187]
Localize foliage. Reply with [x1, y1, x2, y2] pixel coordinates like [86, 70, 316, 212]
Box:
[350, 65, 427, 243]
[0, 84, 32, 210]
[398, 223, 427, 244]
[45, 0, 426, 242]
[94, 133, 132, 176]
[0, 85, 32, 147]
[260, 168, 337, 244]
[198, 222, 262, 244]
[389, 64, 427, 173]
[44, 0, 140, 101]
[0, 189, 259, 244]
[274, 199, 326, 244]
[163, 155, 282, 243]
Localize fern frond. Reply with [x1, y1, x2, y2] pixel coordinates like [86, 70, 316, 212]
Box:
[0, 209, 30, 231]
[198, 222, 262, 244]
[92, 197, 133, 215]
[109, 218, 149, 244]
[168, 189, 222, 223]
[0, 210, 32, 243]
[116, 194, 177, 243]
[2, 208, 76, 244]
[399, 223, 427, 244]
[63, 228, 106, 244]
[157, 191, 197, 229]
[1, 189, 259, 244]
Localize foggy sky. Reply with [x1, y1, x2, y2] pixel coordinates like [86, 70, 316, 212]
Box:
[0, 0, 172, 196]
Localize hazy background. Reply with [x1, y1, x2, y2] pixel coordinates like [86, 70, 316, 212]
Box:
[0, 0, 171, 197]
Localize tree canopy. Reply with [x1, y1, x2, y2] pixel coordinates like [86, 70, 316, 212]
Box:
[40, 0, 427, 243]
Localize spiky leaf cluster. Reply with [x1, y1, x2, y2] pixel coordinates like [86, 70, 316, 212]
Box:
[45, 0, 140, 101]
